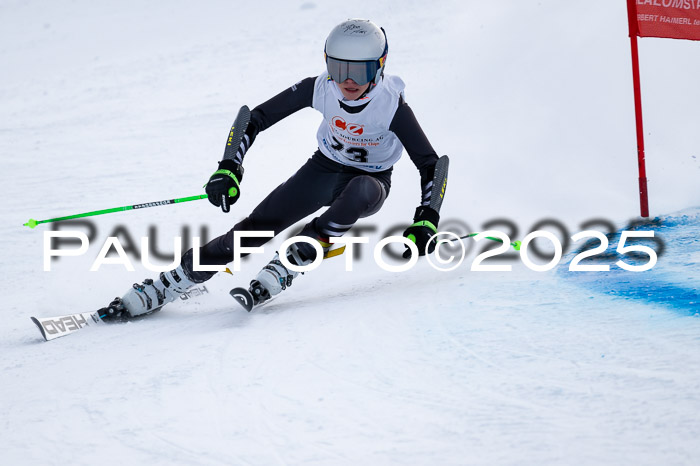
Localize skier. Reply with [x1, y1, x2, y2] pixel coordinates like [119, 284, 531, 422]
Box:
[101, 18, 448, 319]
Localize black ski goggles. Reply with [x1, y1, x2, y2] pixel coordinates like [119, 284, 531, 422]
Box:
[325, 55, 385, 86]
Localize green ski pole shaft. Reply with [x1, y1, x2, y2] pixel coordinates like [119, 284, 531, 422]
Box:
[24, 194, 208, 229]
[456, 233, 521, 251]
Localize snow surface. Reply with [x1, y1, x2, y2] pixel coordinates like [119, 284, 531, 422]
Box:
[1, 1, 699, 465]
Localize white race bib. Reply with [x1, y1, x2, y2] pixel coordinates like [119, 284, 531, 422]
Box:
[312, 73, 406, 172]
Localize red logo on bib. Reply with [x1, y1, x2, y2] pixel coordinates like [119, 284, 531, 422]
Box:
[347, 124, 363, 135]
[332, 117, 364, 136]
[333, 117, 347, 130]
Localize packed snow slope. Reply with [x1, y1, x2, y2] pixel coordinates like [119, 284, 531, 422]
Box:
[1, 1, 699, 465]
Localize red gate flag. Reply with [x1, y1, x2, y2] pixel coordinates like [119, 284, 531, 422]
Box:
[631, 0, 700, 40]
[626, 0, 700, 217]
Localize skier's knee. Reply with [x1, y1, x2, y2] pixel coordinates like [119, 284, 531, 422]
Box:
[347, 176, 386, 216]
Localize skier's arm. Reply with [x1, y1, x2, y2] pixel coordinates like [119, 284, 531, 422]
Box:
[389, 99, 441, 207]
[389, 99, 445, 257]
[206, 77, 316, 212]
[234, 77, 316, 164]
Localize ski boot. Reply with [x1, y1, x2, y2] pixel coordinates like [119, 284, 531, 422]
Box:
[249, 229, 330, 306]
[249, 254, 300, 305]
[105, 264, 200, 320]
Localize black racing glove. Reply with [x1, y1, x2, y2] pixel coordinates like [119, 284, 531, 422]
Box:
[402, 206, 440, 258]
[205, 159, 244, 213]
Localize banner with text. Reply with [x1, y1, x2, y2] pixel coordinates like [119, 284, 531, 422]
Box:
[631, 0, 700, 40]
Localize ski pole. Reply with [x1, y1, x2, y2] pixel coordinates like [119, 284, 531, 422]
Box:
[451, 233, 521, 250]
[23, 194, 208, 229]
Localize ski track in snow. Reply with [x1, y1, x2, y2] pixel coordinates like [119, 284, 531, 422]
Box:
[2, 1, 700, 465]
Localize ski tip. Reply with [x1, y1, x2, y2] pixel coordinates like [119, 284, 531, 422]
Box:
[30, 317, 48, 341]
[229, 287, 255, 312]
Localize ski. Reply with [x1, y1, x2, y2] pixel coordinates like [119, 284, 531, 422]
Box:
[31, 285, 210, 342]
[31, 311, 105, 341]
[230, 287, 256, 312]
[229, 286, 280, 312]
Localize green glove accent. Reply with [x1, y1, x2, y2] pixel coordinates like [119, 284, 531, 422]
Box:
[402, 206, 440, 258]
[206, 165, 243, 213]
[203, 169, 240, 190]
[211, 169, 240, 186]
[408, 220, 437, 233]
[405, 221, 437, 246]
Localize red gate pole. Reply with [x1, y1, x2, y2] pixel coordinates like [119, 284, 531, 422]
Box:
[626, 0, 650, 218]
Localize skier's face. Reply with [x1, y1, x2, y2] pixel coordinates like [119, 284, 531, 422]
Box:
[337, 79, 370, 100]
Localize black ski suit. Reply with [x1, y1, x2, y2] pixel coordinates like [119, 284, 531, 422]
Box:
[185, 75, 440, 279]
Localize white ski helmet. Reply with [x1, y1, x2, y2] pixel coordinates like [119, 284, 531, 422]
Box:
[324, 19, 388, 86]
